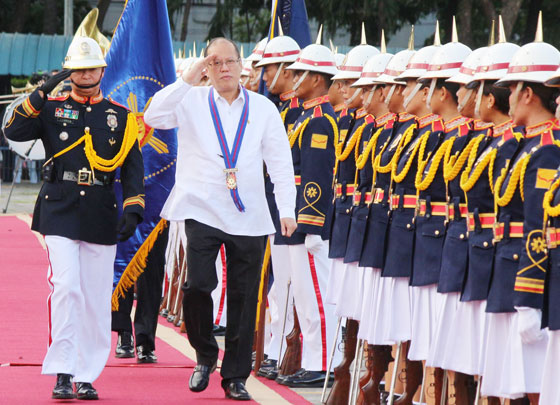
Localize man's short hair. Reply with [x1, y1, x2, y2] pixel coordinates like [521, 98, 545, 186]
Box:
[204, 37, 241, 59]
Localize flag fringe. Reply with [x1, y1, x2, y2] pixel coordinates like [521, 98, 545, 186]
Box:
[111, 218, 169, 311]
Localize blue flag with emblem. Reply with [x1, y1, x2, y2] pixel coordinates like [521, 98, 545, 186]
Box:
[100, 0, 177, 306]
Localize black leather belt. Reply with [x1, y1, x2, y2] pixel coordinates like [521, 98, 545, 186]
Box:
[62, 170, 110, 186]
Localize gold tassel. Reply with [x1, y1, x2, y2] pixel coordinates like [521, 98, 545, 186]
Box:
[111, 219, 169, 311]
[255, 238, 271, 330]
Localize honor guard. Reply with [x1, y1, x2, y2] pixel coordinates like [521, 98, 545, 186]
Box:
[480, 16, 560, 400]
[539, 63, 560, 405]
[330, 51, 349, 118]
[446, 23, 522, 390]
[273, 40, 341, 387]
[321, 26, 378, 402]
[3, 36, 144, 400]
[254, 34, 302, 379]
[245, 38, 268, 92]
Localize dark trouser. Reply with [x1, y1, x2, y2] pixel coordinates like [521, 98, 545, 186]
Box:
[182, 219, 265, 384]
[111, 226, 169, 351]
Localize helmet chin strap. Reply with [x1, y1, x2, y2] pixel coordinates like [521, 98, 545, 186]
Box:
[508, 81, 523, 118]
[403, 82, 422, 110]
[384, 84, 396, 106]
[363, 85, 377, 109]
[71, 78, 102, 89]
[345, 87, 362, 106]
[249, 75, 260, 86]
[292, 70, 309, 91]
[474, 81, 485, 119]
[241, 76, 250, 86]
[457, 88, 474, 114]
[268, 62, 284, 92]
[426, 78, 437, 108]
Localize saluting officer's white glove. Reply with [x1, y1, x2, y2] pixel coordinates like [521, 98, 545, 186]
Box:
[516, 306, 544, 344]
[305, 234, 323, 255]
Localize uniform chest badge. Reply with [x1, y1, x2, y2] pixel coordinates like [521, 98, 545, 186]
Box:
[55, 108, 79, 120]
[107, 114, 118, 131]
[59, 131, 69, 141]
[64, 103, 73, 109]
[105, 108, 118, 114]
[108, 137, 116, 146]
[388, 134, 403, 152]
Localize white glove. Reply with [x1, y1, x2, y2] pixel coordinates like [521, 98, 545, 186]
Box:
[305, 234, 323, 255]
[516, 306, 544, 345]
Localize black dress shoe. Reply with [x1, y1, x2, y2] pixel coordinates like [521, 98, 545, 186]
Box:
[136, 345, 157, 363]
[264, 366, 279, 380]
[52, 373, 75, 399]
[275, 367, 305, 384]
[223, 381, 252, 401]
[75, 382, 98, 400]
[279, 370, 334, 387]
[115, 331, 134, 358]
[256, 358, 277, 377]
[189, 361, 217, 392]
[213, 324, 226, 336]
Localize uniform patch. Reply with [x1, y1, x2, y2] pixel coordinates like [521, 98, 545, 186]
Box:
[311, 134, 328, 149]
[536, 168, 556, 189]
[288, 123, 294, 133]
[339, 129, 348, 143]
[55, 108, 79, 120]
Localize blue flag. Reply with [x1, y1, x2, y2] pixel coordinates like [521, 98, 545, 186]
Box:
[100, 0, 177, 292]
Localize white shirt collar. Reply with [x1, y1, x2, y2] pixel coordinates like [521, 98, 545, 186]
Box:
[212, 84, 245, 105]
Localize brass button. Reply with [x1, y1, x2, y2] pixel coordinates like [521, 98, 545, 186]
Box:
[80, 190, 85, 196]
[85, 126, 90, 132]
[460, 234, 465, 239]
[435, 230, 440, 236]
[483, 241, 489, 247]
[86, 106, 92, 112]
[406, 224, 411, 229]
[513, 254, 519, 260]
[45, 195, 49, 199]
[63, 122, 67, 126]
[346, 209, 350, 213]
[114, 204, 117, 208]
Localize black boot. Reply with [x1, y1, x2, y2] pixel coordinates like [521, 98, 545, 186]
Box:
[52, 373, 75, 399]
[115, 331, 134, 358]
[75, 382, 99, 400]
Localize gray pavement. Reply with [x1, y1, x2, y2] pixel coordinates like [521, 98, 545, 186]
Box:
[0, 179, 328, 404]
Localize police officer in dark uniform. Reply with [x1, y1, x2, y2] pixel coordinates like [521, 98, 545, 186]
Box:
[4, 37, 144, 400]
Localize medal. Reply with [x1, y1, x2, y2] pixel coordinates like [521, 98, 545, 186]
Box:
[224, 168, 238, 190]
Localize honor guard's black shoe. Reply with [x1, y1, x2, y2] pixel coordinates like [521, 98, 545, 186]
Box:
[275, 367, 305, 384]
[223, 381, 252, 401]
[115, 331, 134, 358]
[280, 370, 334, 388]
[189, 361, 217, 392]
[213, 324, 226, 336]
[52, 373, 75, 399]
[136, 345, 157, 363]
[256, 358, 277, 378]
[75, 382, 98, 400]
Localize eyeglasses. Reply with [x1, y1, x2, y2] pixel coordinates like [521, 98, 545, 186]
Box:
[208, 58, 241, 69]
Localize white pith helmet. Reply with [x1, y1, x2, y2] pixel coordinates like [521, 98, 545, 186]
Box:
[245, 38, 268, 63]
[496, 13, 560, 87]
[375, 26, 415, 84]
[447, 46, 488, 84]
[286, 25, 338, 76]
[352, 53, 394, 87]
[255, 36, 300, 67]
[398, 23, 442, 81]
[63, 36, 107, 69]
[331, 23, 379, 80]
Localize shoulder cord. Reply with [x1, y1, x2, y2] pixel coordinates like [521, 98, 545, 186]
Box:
[415, 136, 453, 191]
[355, 126, 384, 170]
[391, 126, 424, 183]
[53, 112, 138, 173]
[494, 153, 531, 207]
[460, 135, 497, 193]
[443, 135, 479, 182]
[376, 124, 416, 174]
[288, 117, 309, 148]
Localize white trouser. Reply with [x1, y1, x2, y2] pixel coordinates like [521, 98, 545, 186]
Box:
[42, 236, 116, 383]
[540, 329, 560, 404]
[211, 244, 228, 327]
[288, 241, 341, 371]
[265, 235, 293, 361]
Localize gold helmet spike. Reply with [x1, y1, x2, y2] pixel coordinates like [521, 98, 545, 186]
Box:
[335, 46, 338, 53]
[316, 24, 323, 45]
[498, 15, 507, 43]
[240, 46, 244, 59]
[489, 20, 496, 46]
[278, 18, 284, 36]
[434, 21, 441, 46]
[329, 38, 335, 52]
[452, 16, 458, 43]
[74, 8, 111, 55]
[380, 29, 386, 54]
[408, 25, 415, 50]
[200, 47, 204, 58]
[535, 10, 543, 42]
[189, 49, 192, 58]
[361, 22, 367, 45]
[193, 42, 197, 58]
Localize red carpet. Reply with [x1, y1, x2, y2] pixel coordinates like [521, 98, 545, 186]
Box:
[0, 216, 310, 404]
